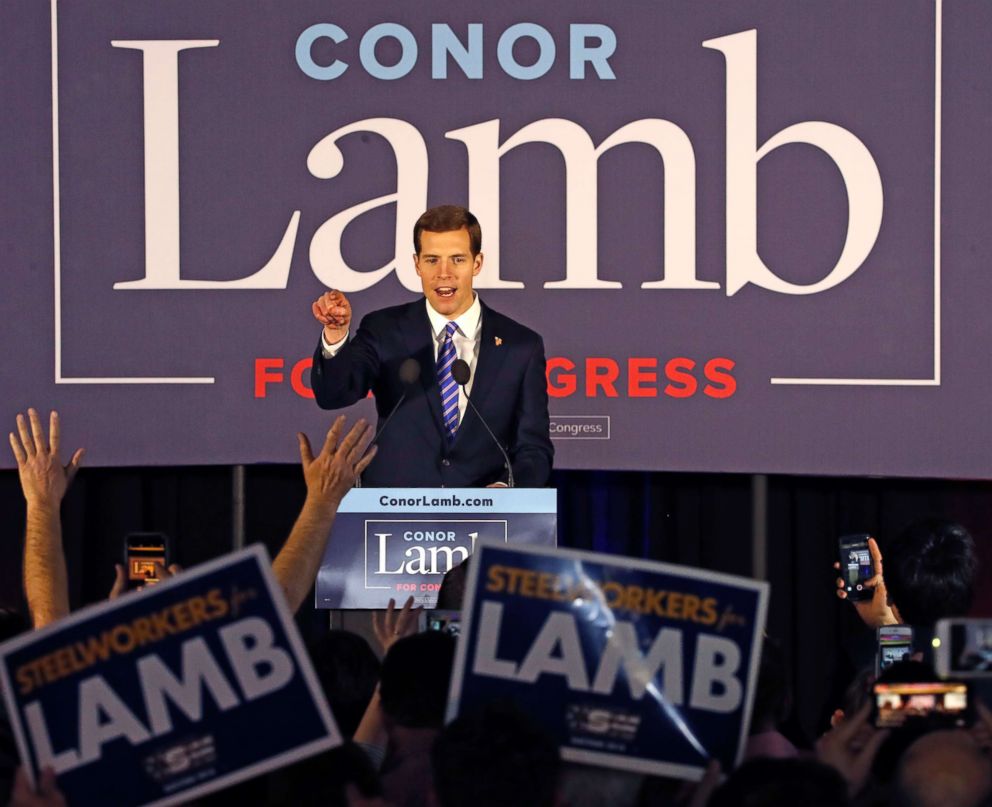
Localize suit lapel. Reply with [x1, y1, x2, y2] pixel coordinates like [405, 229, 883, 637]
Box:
[463, 303, 508, 429]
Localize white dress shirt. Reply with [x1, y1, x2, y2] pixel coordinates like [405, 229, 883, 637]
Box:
[320, 294, 482, 424]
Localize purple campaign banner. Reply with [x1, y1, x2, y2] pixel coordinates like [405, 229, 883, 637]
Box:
[315, 488, 557, 608]
[2, 1, 991, 477]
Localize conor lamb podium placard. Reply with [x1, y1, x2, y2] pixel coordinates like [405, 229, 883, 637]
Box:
[315, 488, 557, 609]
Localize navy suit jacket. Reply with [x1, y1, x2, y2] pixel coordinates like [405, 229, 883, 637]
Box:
[312, 299, 553, 487]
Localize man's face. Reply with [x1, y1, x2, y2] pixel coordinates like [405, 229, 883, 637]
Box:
[414, 227, 483, 319]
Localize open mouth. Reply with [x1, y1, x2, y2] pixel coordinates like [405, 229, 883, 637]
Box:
[435, 287, 456, 299]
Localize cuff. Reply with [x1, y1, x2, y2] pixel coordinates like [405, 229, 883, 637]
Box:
[320, 330, 349, 358]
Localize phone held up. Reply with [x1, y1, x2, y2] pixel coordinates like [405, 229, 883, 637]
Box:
[877, 626, 914, 676]
[124, 532, 171, 591]
[935, 618, 992, 679]
[420, 609, 461, 637]
[871, 680, 970, 729]
[838, 533, 874, 602]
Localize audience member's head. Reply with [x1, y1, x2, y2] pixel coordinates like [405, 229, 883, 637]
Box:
[199, 741, 382, 807]
[707, 757, 849, 807]
[307, 630, 381, 738]
[267, 741, 384, 807]
[559, 763, 642, 807]
[431, 702, 561, 807]
[871, 659, 948, 785]
[749, 636, 792, 735]
[436, 557, 470, 611]
[891, 730, 992, 807]
[884, 518, 977, 625]
[380, 631, 456, 730]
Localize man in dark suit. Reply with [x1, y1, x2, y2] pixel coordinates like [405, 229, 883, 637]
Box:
[310, 206, 552, 488]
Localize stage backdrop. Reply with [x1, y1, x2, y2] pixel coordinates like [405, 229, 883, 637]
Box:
[2, 0, 990, 478]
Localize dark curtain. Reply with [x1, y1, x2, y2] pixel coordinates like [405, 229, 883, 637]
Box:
[2, 466, 990, 744]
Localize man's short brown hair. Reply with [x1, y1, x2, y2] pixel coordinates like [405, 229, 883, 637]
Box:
[413, 205, 482, 255]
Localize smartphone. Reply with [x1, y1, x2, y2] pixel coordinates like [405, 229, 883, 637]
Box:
[838, 533, 874, 601]
[872, 680, 970, 729]
[124, 532, 170, 591]
[877, 626, 914, 676]
[419, 609, 461, 637]
[935, 619, 992, 678]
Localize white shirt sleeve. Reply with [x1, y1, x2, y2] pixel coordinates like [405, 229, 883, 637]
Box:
[320, 330, 349, 358]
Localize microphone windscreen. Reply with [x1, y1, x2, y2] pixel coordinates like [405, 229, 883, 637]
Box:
[399, 357, 421, 385]
[451, 358, 471, 386]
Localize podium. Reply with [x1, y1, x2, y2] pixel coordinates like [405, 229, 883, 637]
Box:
[315, 488, 557, 609]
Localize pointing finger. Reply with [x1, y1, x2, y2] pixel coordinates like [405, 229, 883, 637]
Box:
[312, 301, 331, 324]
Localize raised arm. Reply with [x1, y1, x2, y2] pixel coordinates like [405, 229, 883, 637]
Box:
[8, 409, 84, 628]
[271, 416, 375, 613]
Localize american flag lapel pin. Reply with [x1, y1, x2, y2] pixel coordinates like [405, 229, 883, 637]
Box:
[495, 336, 503, 346]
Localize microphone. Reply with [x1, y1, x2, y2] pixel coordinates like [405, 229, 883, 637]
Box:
[373, 358, 421, 444]
[451, 359, 515, 488]
[358, 358, 420, 487]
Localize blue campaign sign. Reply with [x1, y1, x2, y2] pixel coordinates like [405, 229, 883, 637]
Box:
[447, 541, 769, 780]
[0, 545, 341, 807]
[316, 488, 557, 608]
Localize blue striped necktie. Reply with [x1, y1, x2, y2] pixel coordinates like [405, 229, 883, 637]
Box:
[437, 321, 460, 439]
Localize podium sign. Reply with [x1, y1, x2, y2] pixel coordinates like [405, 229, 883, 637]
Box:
[315, 489, 557, 609]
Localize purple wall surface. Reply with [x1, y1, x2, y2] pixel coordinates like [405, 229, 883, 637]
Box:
[1, 0, 990, 477]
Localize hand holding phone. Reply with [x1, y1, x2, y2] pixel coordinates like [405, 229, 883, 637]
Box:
[124, 533, 171, 592]
[834, 535, 898, 628]
[838, 534, 875, 601]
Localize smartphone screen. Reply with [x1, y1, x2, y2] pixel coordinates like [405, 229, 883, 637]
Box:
[877, 626, 913, 675]
[839, 534, 874, 601]
[125, 533, 169, 590]
[873, 681, 969, 729]
[419, 609, 461, 637]
[936, 619, 992, 677]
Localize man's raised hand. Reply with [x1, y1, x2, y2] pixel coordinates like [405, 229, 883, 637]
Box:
[297, 415, 376, 509]
[312, 290, 352, 345]
[9, 409, 84, 508]
[815, 702, 889, 797]
[372, 596, 419, 655]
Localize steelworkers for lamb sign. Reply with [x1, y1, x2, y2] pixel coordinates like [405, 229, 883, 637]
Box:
[1, 1, 988, 478]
